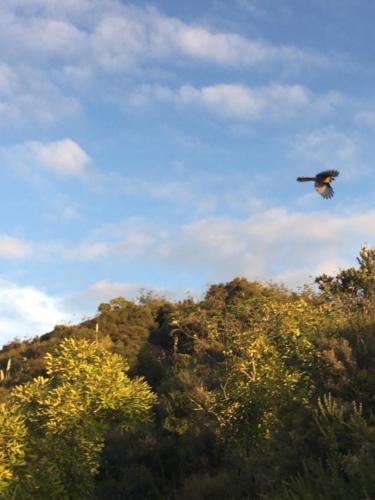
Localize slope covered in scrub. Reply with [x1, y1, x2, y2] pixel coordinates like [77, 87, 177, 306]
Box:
[1, 247, 375, 499]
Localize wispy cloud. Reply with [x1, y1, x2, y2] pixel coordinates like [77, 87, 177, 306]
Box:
[0, 3, 327, 71]
[37, 208, 375, 288]
[0, 2, 340, 129]
[355, 109, 375, 127]
[153, 208, 375, 285]
[290, 127, 367, 178]
[0, 204, 374, 344]
[130, 82, 341, 121]
[84, 279, 189, 303]
[235, 0, 266, 15]
[45, 194, 82, 222]
[0, 62, 79, 125]
[150, 15, 325, 68]
[0, 236, 32, 258]
[62, 242, 111, 260]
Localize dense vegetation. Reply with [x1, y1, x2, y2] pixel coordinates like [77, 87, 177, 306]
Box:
[1, 245, 375, 499]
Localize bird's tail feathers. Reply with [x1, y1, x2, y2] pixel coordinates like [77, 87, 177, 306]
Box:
[297, 176, 315, 182]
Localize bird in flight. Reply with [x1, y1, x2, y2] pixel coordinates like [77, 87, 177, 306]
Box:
[297, 170, 339, 199]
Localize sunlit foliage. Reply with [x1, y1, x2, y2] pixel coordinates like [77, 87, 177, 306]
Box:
[0, 338, 156, 499]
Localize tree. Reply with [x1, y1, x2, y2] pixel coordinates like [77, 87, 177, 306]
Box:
[316, 244, 375, 305]
[0, 338, 156, 500]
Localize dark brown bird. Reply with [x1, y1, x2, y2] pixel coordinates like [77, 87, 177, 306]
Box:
[297, 170, 339, 199]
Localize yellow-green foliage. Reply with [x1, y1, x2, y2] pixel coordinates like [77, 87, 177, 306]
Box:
[0, 338, 156, 500]
[0, 405, 26, 496]
[191, 297, 328, 450]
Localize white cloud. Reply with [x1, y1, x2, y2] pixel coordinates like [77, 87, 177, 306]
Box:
[0, 3, 327, 71]
[0, 278, 69, 346]
[0, 219, 152, 264]
[0, 4, 87, 60]
[132, 82, 341, 121]
[30, 139, 90, 176]
[179, 83, 311, 118]
[0, 2, 335, 127]
[1, 138, 90, 178]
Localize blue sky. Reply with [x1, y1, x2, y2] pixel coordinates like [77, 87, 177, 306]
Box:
[1, 0, 375, 345]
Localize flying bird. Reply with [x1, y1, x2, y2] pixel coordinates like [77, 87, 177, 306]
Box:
[297, 170, 339, 199]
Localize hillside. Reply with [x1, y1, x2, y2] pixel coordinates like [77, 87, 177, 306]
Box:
[1, 247, 375, 499]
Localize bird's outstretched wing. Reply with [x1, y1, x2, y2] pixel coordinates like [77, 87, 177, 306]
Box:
[315, 170, 339, 181]
[297, 176, 315, 182]
[315, 181, 334, 199]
